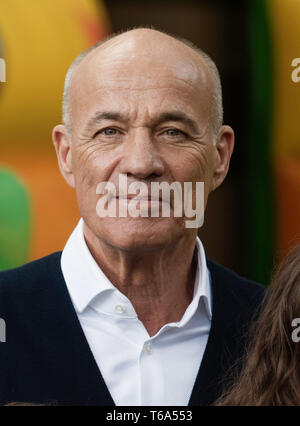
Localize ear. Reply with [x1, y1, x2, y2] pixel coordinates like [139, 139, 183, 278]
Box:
[210, 125, 235, 191]
[52, 125, 75, 188]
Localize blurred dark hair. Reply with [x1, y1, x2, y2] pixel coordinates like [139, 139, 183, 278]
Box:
[216, 243, 300, 405]
[4, 402, 44, 406]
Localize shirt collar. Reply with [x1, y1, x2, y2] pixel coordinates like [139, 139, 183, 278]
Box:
[61, 218, 212, 322]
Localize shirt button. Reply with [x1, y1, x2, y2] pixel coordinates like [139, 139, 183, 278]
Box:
[144, 342, 152, 355]
[115, 304, 125, 313]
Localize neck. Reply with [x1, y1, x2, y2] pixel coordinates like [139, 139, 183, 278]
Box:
[83, 224, 198, 337]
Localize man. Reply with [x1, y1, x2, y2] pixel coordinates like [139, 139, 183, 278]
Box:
[0, 28, 264, 406]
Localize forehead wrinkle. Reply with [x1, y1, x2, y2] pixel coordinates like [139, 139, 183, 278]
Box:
[72, 79, 202, 128]
[80, 62, 205, 93]
[83, 83, 204, 97]
[74, 80, 206, 119]
[72, 50, 205, 93]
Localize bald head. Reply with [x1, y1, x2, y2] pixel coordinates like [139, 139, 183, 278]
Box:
[62, 28, 223, 141]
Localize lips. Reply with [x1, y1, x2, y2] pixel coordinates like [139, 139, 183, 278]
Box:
[116, 195, 162, 202]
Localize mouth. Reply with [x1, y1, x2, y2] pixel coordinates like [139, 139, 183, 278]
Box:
[116, 194, 163, 203]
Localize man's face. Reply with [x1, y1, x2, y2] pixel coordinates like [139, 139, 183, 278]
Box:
[54, 31, 233, 251]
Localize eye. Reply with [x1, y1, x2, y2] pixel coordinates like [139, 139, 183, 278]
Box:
[94, 127, 119, 138]
[99, 127, 118, 136]
[164, 128, 186, 137]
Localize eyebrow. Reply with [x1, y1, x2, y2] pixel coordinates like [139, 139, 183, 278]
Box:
[155, 112, 198, 133]
[84, 110, 199, 134]
[84, 112, 124, 134]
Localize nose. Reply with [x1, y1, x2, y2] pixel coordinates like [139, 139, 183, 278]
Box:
[119, 128, 165, 179]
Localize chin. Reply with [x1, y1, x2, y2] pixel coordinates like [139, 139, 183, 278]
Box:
[97, 217, 184, 252]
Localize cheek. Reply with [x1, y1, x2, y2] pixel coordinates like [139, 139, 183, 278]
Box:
[166, 147, 213, 183]
[72, 146, 113, 191]
[165, 147, 215, 207]
[72, 152, 107, 218]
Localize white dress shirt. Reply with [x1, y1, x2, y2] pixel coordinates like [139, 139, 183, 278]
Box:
[61, 218, 212, 406]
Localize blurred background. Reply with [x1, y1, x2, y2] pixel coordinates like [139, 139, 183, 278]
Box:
[0, 0, 299, 285]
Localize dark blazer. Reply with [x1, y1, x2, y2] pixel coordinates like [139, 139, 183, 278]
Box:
[0, 252, 265, 406]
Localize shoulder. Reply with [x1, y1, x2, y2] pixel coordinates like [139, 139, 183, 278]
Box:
[207, 258, 266, 313]
[0, 252, 62, 296]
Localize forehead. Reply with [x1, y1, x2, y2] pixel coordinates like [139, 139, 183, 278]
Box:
[70, 35, 213, 124]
